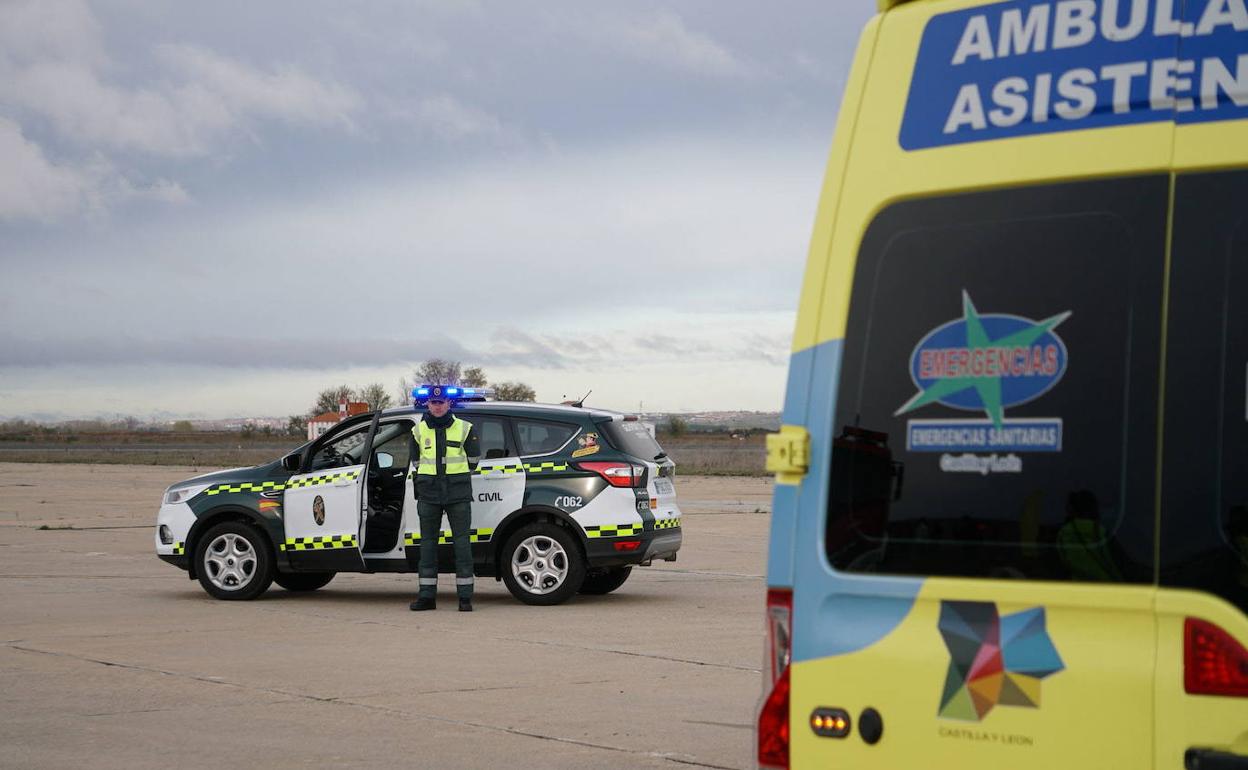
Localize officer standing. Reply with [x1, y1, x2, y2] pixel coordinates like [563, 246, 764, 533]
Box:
[410, 386, 480, 612]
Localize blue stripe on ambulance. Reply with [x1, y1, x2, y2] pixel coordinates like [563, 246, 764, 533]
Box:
[770, 338, 923, 664]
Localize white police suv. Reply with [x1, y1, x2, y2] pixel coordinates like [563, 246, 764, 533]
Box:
[155, 399, 681, 605]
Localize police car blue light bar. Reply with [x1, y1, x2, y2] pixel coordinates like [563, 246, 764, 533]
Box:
[412, 384, 494, 404]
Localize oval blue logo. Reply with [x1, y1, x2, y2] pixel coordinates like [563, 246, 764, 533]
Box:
[897, 293, 1071, 423]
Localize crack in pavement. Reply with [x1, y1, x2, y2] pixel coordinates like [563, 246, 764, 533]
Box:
[0, 574, 157, 579]
[5, 642, 744, 770]
[251, 604, 759, 674]
[500, 637, 761, 673]
[641, 568, 763, 579]
[682, 719, 752, 731]
[245, 604, 759, 673]
[81, 698, 301, 718]
[411, 678, 615, 696]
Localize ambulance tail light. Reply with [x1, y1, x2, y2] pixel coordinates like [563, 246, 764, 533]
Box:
[758, 587, 792, 769]
[574, 461, 644, 488]
[1185, 618, 1248, 697]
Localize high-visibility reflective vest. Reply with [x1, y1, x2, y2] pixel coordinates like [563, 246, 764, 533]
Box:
[1055, 518, 1121, 582]
[414, 417, 471, 476]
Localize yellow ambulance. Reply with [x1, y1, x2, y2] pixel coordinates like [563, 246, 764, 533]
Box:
[760, 0, 1248, 767]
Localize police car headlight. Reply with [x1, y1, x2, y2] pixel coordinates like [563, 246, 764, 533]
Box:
[164, 484, 208, 505]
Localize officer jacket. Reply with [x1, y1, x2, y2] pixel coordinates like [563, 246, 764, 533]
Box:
[411, 413, 480, 505]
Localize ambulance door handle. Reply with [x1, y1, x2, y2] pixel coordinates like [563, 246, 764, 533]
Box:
[1186, 748, 1248, 770]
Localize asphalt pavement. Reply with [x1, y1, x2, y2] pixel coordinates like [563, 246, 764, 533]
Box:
[0, 464, 772, 769]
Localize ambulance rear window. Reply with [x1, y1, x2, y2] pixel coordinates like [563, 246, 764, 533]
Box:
[826, 177, 1167, 584]
[1158, 170, 1248, 615]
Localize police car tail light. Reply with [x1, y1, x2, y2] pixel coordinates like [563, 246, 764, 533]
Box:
[1185, 618, 1248, 697]
[573, 461, 644, 488]
[758, 586, 793, 769]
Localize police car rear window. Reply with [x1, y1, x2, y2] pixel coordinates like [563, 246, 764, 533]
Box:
[600, 420, 664, 461]
[514, 419, 578, 456]
[826, 177, 1166, 584]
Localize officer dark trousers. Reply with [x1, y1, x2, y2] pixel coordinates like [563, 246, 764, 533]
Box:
[416, 500, 473, 601]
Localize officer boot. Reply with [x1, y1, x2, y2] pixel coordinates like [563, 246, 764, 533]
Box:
[410, 596, 436, 611]
[458, 598, 473, 612]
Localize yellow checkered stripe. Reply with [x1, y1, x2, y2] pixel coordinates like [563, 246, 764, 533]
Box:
[406, 468, 521, 479]
[407, 464, 565, 478]
[404, 528, 494, 546]
[286, 470, 361, 490]
[280, 534, 358, 551]
[472, 466, 524, 476]
[653, 517, 681, 530]
[204, 479, 288, 496]
[523, 461, 568, 474]
[584, 524, 643, 538]
[172, 542, 186, 555]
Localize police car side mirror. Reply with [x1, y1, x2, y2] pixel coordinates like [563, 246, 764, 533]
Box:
[376, 452, 394, 469]
[485, 448, 507, 459]
[281, 453, 301, 472]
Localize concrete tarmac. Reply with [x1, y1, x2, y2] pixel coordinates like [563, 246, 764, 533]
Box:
[0, 464, 774, 769]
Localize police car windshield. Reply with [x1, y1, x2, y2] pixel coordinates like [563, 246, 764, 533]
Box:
[600, 420, 665, 461]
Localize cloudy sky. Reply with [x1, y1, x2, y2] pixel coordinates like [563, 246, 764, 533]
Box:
[0, 1, 873, 421]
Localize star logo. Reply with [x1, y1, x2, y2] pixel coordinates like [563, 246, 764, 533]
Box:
[938, 601, 1065, 722]
[895, 291, 1071, 428]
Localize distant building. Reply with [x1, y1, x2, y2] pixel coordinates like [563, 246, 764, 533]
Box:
[307, 398, 368, 440]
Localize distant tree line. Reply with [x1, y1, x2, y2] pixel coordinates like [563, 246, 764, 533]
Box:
[396, 359, 535, 405]
[290, 360, 536, 438]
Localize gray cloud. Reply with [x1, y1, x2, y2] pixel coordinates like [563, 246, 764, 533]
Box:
[576, 9, 757, 80]
[0, 334, 469, 369]
[0, 0, 872, 417]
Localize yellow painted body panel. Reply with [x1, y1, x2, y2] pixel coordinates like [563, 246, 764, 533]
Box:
[1174, 120, 1248, 171]
[782, 0, 1248, 768]
[791, 580, 1157, 769]
[1155, 590, 1248, 766]
[809, 0, 1177, 351]
[791, 16, 881, 355]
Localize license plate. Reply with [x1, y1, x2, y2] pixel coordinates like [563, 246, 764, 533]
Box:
[654, 478, 675, 497]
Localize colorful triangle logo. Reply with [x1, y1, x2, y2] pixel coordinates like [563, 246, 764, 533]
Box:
[938, 601, 1064, 721]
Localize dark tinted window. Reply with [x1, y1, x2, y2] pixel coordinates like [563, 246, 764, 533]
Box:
[372, 420, 414, 468]
[310, 423, 370, 470]
[461, 414, 513, 459]
[600, 419, 665, 460]
[828, 178, 1166, 583]
[1160, 170, 1248, 615]
[514, 418, 579, 456]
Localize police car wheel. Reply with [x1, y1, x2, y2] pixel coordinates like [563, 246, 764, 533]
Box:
[501, 523, 585, 606]
[195, 521, 274, 601]
[273, 571, 335, 592]
[578, 566, 632, 595]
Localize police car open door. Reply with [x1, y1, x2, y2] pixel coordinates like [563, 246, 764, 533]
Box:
[282, 418, 369, 572]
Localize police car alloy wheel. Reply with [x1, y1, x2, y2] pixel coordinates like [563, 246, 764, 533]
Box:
[578, 566, 632, 596]
[194, 521, 274, 601]
[273, 571, 335, 592]
[501, 522, 586, 606]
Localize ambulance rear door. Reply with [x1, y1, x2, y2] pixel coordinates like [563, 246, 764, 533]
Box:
[1156, 170, 1248, 766]
[784, 0, 1181, 766]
